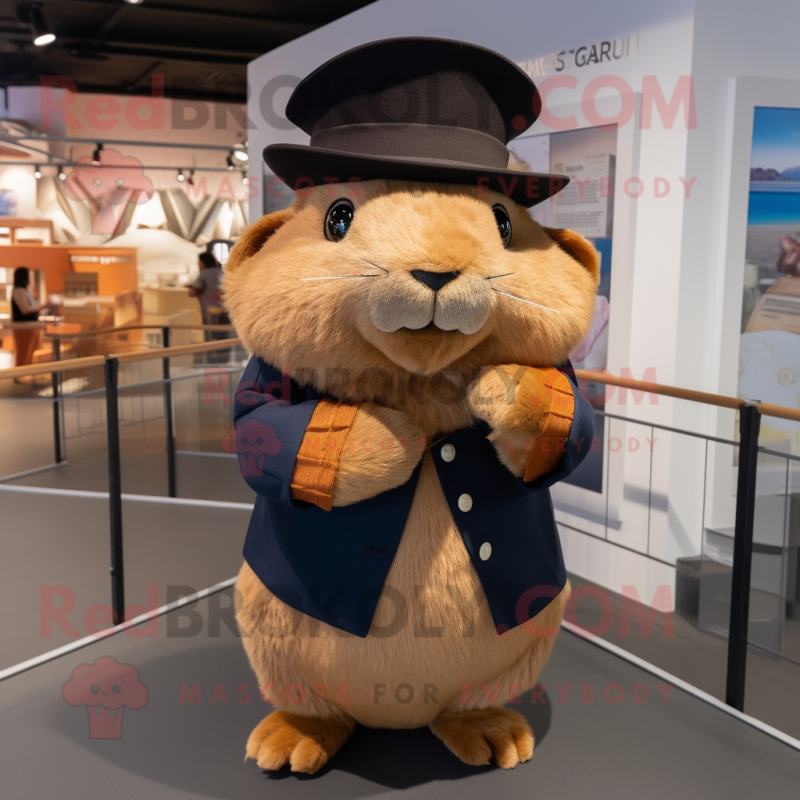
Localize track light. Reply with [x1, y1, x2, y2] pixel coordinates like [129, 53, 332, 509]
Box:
[34, 166, 42, 179]
[58, 169, 67, 181]
[226, 155, 235, 171]
[177, 169, 185, 182]
[123, 0, 145, 4]
[27, 3, 55, 46]
[242, 172, 249, 185]
[91, 143, 103, 165]
[232, 144, 248, 162]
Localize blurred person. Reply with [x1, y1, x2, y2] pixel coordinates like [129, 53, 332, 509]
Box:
[11, 266, 45, 369]
[187, 252, 232, 363]
[187, 252, 230, 327]
[777, 235, 800, 274]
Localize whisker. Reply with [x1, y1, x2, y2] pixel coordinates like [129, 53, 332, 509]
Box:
[485, 272, 515, 280]
[301, 275, 381, 281]
[492, 287, 562, 314]
[359, 258, 389, 273]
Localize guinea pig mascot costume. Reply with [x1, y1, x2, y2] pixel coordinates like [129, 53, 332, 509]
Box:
[224, 36, 598, 774]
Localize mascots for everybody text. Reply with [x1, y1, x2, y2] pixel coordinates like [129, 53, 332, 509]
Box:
[224, 37, 598, 774]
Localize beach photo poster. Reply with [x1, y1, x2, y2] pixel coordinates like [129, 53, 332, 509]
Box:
[740, 106, 800, 461]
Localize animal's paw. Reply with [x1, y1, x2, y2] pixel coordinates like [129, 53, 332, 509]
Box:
[430, 708, 534, 769]
[245, 710, 353, 774]
[467, 365, 575, 480]
[466, 365, 550, 433]
[332, 403, 426, 506]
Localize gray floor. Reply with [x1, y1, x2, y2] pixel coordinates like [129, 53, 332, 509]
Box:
[1, 590, 799, 799]
[0, 489, 250, 669]
[568, 574, 800, 740]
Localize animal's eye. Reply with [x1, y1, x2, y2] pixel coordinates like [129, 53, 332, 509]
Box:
[325, 198, 354, 242]
[493, 204, 512, 248]
[90, 684, 100, 694]
[111, 684, 121, 694]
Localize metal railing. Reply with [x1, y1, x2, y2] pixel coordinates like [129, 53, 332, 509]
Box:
[574, 369, 800, 712]
[0, 333, 242, 627]
[1, 356, 798, 715]
[1, 320, 236, 466]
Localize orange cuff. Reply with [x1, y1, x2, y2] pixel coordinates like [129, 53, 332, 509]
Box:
[523, 369, 575, 482]
[291, 399, 360, 511]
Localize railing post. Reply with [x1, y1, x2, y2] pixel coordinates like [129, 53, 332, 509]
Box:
[725, 402, 761, 711]
[52, 337, 63, 463]
[162, 326, 176, 498]
[104, 356, 125, 626]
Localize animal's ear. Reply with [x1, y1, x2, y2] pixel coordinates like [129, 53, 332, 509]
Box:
[225, 208, 294, 273]
[543, 226, 600, 284]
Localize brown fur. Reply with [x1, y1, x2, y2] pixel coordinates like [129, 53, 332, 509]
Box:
[431, 708, 534, 768]
[333, 402, 426, 506]
[543, 226, 600, 283]
[245, 710, 354, 774]
[225, 179, 596, 772]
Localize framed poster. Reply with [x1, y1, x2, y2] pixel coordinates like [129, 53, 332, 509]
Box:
[711, 79, 800, 524]
[509, 125, 618, 492]
[738, 107, 800, 462]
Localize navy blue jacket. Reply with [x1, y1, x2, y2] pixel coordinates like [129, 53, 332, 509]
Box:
[234, 358, 594, 638]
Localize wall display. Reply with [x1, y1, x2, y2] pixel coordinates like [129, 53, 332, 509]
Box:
[34, 158, 249, 253]
[0, 189, 18, 217]
[510, 126, 617, 492]
[739, 107, 800, 462]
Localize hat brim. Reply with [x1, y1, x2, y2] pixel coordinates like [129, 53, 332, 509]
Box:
[264, 144, 569, 209]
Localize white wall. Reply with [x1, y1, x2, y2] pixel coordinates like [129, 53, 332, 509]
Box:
[668, 1, 800, 541]
[678, 0, 800, 399]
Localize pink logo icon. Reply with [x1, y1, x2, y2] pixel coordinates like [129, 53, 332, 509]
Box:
[64, 148, 153, 235]
[222, 418, 282, 477]
[62, 656, 148, 739]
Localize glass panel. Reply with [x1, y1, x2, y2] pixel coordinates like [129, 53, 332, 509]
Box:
[743, 443, 800, 738]
[563, 400, 737, 706]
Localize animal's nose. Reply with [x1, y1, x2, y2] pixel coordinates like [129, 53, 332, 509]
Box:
[410, 270, 461, 292]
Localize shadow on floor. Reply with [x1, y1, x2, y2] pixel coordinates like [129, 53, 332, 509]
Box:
[47, 639, 551, 796]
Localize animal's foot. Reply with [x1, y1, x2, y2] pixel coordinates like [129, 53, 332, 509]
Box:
[245, 710, 354, 774]
[430, 707, 534, 769]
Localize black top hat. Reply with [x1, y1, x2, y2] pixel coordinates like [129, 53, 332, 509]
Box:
[264, 37, 569, 208]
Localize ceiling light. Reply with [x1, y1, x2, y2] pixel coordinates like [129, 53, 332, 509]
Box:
[226, 155, 235, 171]
[91, 143, 103, 165]
[34, 166, 42, 179]
[177, 169, 185, 182]
[123, 0, 145, 5]
[28, 4, 55, 46]
[242, 173, 249, 185]
[232, 146, 248, 162]
[58, 169, 67, 181]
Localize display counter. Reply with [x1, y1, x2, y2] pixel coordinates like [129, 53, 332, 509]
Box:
[142, 285, 203, 327]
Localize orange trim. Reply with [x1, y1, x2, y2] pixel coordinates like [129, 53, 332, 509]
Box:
[524, 369, 575, 482]
[291, 399, 361, 511]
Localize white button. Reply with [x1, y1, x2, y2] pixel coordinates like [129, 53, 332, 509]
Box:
[479, 542, 492, 561]
[441, 444, 456, 462]
[779, 368, 795, 387]
[458, 493, 473, 512]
